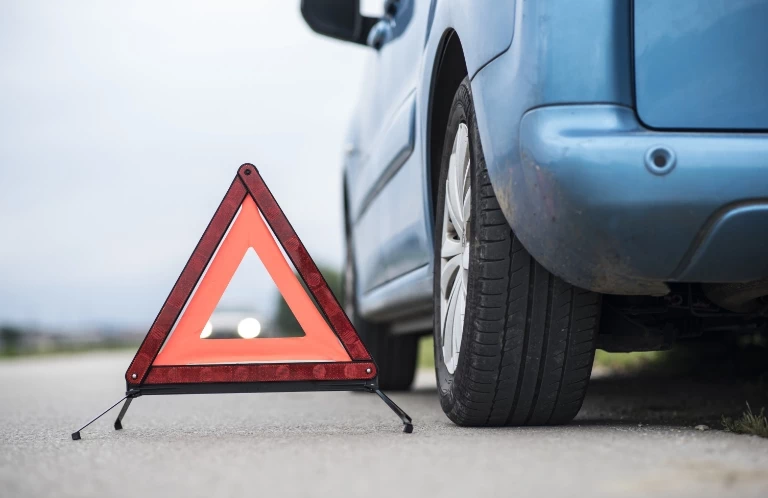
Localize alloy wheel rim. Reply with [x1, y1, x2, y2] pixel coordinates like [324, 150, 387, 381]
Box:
[439, 122, 471, 374]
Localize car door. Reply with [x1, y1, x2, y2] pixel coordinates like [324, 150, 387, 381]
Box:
[346, 0, 431, 299]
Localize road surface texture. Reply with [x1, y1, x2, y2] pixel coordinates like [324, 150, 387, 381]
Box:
[1, 352, 767, 498]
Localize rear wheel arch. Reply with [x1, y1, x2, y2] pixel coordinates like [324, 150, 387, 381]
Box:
[427, 30, 469, 229]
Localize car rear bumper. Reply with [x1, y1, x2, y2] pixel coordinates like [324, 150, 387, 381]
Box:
[515, 104, 768, 295]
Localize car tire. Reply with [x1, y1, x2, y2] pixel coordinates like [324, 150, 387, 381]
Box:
[355, 318, 418, 391]
[433, 77, 602, 426]
[343, 210, 418, 391]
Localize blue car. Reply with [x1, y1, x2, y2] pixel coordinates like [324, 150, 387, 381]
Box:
[302, 0, 768, 426]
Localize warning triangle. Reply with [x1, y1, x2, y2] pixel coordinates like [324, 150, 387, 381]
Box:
[125, 164, 375, 387]
[154, 195, 348, 365]
[70, 164, 412, 441]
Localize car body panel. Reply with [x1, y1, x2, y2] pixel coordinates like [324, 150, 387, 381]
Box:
[676, 203, 768, 282]
[634, 0, 768, 130]
[517, 104, 768, 293]
[348, 92, 415, 222]
[357, 263, 432, 327]
[346, 0, 428, 300]
[340, 0, 768, 326]
[432, 0, 516, 79]
[353, 147, 430, 293]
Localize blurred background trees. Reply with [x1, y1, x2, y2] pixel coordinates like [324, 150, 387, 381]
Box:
[0, 326, 22, 356]
[273, 264, 342, 336]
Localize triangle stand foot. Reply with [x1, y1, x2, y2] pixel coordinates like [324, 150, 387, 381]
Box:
[371, 388, 413, 433]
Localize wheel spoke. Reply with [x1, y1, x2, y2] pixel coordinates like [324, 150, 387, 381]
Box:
[446, 159, 464, 239]
[442, 278, 460, 365]
[440, 253, 462, 298]
[453, 288, 465, 358]
[454, 125, 469, 185]
[462, 186, 471, 228]
[441, 234, 462, 259]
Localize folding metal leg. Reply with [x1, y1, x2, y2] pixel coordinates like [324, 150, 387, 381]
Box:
[372, 388, 413, 433]
[71, 394, 131, 441]
[113, 396, 134, 430]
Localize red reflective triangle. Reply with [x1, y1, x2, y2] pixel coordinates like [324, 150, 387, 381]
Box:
[154, 196, 350, 365]
[125, 165, 375, 387]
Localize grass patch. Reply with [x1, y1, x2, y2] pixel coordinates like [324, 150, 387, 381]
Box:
[418, 336, 435, 369]
[418, 336, 672, 373]
[722, 403, 768, 438]
[592, 350, 668, 372]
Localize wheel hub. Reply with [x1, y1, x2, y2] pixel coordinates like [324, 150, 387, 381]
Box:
[439, 122, 471, 374]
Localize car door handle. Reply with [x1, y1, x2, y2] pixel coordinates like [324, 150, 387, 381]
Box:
[367, 19, 393, 50]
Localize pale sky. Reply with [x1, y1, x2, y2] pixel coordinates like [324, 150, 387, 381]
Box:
[0, 1, 373, 330]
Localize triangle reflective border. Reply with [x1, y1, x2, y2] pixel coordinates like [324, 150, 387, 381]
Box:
[71, 164, 412, 440]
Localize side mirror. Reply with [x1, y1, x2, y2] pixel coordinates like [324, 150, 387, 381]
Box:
[301, 0, 378, 46]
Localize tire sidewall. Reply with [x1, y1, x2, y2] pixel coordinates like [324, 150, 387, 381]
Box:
[433, 79, 482, 417]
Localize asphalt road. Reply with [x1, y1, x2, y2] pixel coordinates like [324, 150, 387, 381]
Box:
[1, 352, 767, 498]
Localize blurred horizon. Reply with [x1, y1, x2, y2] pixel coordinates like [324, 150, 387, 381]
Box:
[0, 1, 371, 333]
